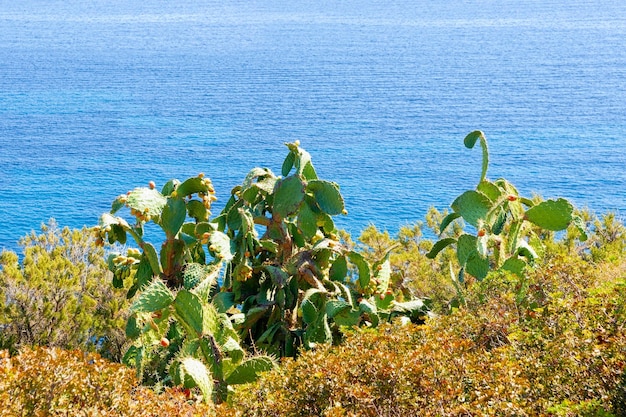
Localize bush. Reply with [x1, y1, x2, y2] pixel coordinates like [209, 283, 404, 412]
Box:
[228, 255, 626, 416]
[0, 220, 130, 360]
[0, 347, 214, 416]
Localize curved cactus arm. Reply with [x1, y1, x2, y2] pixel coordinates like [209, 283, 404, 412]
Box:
[463, 130, 489, 183]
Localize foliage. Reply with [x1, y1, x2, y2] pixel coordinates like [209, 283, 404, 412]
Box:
[228, 252, 626, 416]
[95, 142, 429, 402]
[0, 347, 214, 416]
[0, 220, 129, 360]
[356, 210, 458, 314]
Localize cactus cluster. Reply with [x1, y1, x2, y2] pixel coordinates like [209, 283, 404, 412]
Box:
[96, 142, 428, 401]
[427, 131, 586, 306]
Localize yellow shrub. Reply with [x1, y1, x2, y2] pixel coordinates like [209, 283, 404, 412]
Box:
[229, 260, 626, 416]
[0, 347, 214, 416]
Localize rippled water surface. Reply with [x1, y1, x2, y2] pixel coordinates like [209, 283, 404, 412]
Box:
[1, 0, 625, 251]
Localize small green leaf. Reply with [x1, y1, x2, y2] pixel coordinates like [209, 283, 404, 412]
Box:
[525, 198, 573, 231]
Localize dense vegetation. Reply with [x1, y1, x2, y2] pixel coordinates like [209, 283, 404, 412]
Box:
[1, 132, 624, 415]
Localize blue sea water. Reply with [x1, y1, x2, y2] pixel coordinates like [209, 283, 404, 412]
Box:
[1, 0, 625, 252]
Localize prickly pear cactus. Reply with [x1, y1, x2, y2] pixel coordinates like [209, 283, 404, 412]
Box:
[96, 141, 429, 398]
[427, 130, 586, 284]
[211, 141, 429, 355]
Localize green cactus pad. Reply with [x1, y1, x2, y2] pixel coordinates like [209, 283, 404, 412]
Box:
[159, 238, 185, 277]
[476, 180, 502, 202]
[326, 300, 351, 318]
[456, 234, 477, 266]
[348, 251, 371, 290]
[306, 180, 345, 216]
[225, 356, 277, 385]
[176, 177, 209, 197]
[282, 150, 296, 176]
[373, 257, 391, 294]
[130, 279, 174, 313]
[173, 290, 215, 336]
[179, 357, 213, 403]
[301, 297, 320, 325]
[186, 200, 208, 222]
[329, 255, 348, 281]
[524, 198, 573, 231]
[426, 237, 456, 259]
[304, 313, 332, 346]
[161, 197, 186, 238]
[438, 212, 461, 235]
[465, 252, 490, 280]
[142, 242, 161, 275]
[183, 263, 205, 290]
[127, 188, 167, 218]
[209, 231, 235, 262]
[501, 257, 527, 277]
[273, 175, 305, 219]
[297, 202, 318, 239]
[330, 306, 361, 327]
[125, 315, 141, 339]
[451, 190, 492, 227]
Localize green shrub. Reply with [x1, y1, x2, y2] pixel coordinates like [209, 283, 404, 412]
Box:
[0, 347, 214, 416]
[0, 220, 130, 360]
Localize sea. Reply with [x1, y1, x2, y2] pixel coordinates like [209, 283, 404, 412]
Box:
[1, 0, 625, 253]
